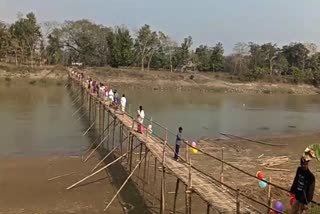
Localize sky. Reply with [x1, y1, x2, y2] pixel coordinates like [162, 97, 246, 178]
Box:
[1, 0, 320, 54]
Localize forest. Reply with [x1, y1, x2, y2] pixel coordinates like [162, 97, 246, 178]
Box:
[1, 12, 320, 85]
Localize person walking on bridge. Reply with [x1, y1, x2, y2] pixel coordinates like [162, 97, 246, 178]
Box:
[290, 157, 315, 214]
[120, 94, 127, 112]
[137, 106, 145, 133]
[174, 127, 183, 161]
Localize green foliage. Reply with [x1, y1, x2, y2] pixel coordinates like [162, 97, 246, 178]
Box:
[291, 67, 305, 83]
[108, 26, 134, 67]
[211, 42, 224, 72]
[2, 10, 320, 88]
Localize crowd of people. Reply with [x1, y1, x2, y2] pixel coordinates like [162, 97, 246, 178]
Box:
[69, 69, 152, 134]
[69, 69, 184, 161]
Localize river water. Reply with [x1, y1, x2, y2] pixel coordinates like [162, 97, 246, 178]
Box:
[1, 80, 320, 156]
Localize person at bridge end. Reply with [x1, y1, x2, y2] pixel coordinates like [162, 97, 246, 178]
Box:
[290, 156, 315, 214]
[174, 127, 183, 161]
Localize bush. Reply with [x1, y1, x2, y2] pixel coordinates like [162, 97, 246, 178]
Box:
[291, 67, 305, 84]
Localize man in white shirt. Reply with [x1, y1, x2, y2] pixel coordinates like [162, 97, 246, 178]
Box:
[137, 106, 145, 133]
[108, 89, 114, 102]
[120, 94, 127, 112]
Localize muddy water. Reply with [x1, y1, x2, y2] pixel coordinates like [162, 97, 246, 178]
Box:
[0, 80, 90, 156]
[1, 80, 320, 155]
[124, 89, 320, 141]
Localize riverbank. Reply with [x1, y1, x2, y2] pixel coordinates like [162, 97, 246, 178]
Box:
[1, 63, 320, 94]
[86, 67, 320, 95]
[0, 64, 68, 85]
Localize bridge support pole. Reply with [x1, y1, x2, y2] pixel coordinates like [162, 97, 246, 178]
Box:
[173, 178, 180, 214]
[112, 115, 116, 150]
[119, 123, 123, 156]
[107, 110, 110, 150]
[142, 146, 148, 197]
[129, 135, 134, 172]
[206, 204, 211, 214]
[88, 94, 92, 122]
[160, 129, 167, 214]
[152, 157, 157, 206]
[185, 147, 192, 214]
[236, 189, 240, 214]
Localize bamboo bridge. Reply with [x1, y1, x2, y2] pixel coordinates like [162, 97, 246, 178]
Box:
[66, 72, 318, 214]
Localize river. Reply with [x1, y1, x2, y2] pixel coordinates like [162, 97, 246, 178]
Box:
[1, 80, 320, 156]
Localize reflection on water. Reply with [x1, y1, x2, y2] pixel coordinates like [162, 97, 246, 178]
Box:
[0, 81, 89, 156]
[1, 81, 320, 156]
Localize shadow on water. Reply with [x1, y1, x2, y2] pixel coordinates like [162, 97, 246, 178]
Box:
[69, 89, 152, 214]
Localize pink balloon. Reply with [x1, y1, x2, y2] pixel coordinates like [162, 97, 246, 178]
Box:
[192, 141, 196, 147]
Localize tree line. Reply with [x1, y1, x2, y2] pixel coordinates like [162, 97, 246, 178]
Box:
[1, 12, 320, 85]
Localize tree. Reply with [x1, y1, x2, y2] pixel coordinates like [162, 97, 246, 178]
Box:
[61, 20, 111, 66]
[10, 12, 42, 67]
[173, 36, 192, 71]
[0, 22, 10, 61]
[46, 28, 63, 64]
[211, 42, 224, 72]
[108, 26, 134, 67]
[282, 43, 309, 71]
[135, 24, 159, 71]
[261, 43, 279, 75]
[195, 45, 211, 71]
[233, 42, 249, 74]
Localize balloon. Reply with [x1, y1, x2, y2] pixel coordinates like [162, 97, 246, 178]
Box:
[192, 141, 196, 147]
[289, 194, 295, 207]
[192, 148, 198, 154]
[259, 179, 268, 189]
[274, 201, 284, 212]
[268, 211, 276, 214]
[256, 171, 264, 179]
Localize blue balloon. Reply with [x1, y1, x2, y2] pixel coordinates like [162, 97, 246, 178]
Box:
[259, 179, 268, 188]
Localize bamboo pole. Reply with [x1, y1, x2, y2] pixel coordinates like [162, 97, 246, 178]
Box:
[103, 154, 146, 211]
[91, 144, 120, 172]
[107, 110, 110, 150]
[173, 178, 180, 214]
[160, 128, 167, 214]
[88, 94, 92, 121]
[142, 145, 148, 197]
[66, 152, 128, 190]
[81, 119, 115, 160]
[84, 132, 111, 162]
[72, 104, 85, 116]
[82, 120, 96, 136]
[186, 158, 192, 214]
[146, 153, 151, 184]
[220, 147, 224, 185]
[206, 204, 211, 214]
[129, 135, 134, 172]
[152, 157, 157, 205]
[236, 189, 240, 214]
[48, 172, 75, 181]
[112, 115, 116, 149]
[267, 177, 272, 214]
[119, 123, 123, 156]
